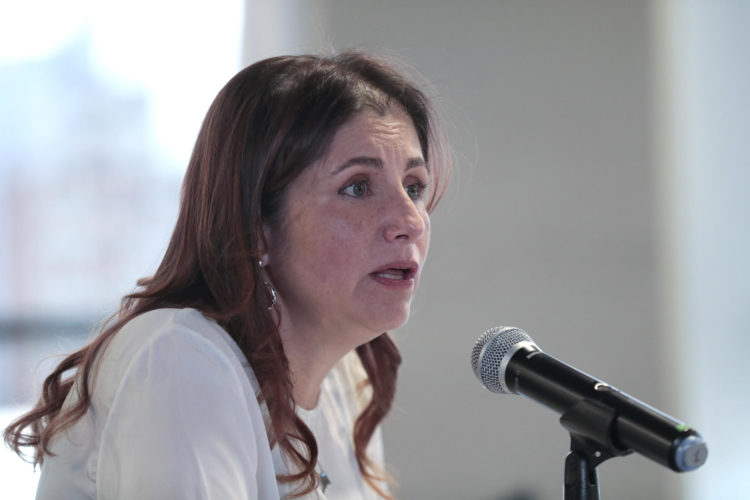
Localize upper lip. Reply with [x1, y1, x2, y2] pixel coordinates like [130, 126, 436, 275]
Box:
[371, 260, 419, 279]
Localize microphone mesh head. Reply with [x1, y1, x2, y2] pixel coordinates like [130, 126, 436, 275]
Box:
[471, 326, 534, 393]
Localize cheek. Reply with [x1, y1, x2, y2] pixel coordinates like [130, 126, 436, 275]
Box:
[294, 214, 370, 284]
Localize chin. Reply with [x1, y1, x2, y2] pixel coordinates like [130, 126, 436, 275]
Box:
[374, 308, 411, 333]
[350, 299, 413, 337]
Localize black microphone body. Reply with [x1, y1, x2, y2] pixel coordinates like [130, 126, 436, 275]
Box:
[472, 327, 707, 473]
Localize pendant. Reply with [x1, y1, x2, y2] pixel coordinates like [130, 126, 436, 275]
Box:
[320, 471, 331, 493]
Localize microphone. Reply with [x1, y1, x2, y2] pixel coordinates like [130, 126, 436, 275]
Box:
[471, 326, 708, 472]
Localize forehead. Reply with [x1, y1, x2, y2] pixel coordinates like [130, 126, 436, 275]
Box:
[324, 106, 422, 160]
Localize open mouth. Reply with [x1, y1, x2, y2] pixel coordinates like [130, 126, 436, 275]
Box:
[371, 262, 418, 282]
[374, 268, 412, 280]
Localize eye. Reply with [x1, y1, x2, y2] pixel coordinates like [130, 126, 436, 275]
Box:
[340, 179, 370, 198]
[405, 181, 428, 201]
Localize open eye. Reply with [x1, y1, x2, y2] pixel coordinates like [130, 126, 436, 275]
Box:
[405, 181, 428, 201]
[340, 179, 370, 198]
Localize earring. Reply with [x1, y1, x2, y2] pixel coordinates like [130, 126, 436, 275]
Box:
[258, 259, 277, 310]
[263, 280, 278, 310]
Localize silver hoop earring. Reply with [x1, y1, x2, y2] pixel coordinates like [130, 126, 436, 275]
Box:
[263, 280, 278, 310]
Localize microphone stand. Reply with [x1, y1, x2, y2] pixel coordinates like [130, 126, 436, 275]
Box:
[559, 398, 632, 500]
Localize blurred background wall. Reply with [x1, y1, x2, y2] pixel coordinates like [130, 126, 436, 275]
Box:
[1, 1, 747, 498]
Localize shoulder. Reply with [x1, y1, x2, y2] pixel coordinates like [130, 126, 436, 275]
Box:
[105, 308, 230, 361]
[39, 308, 280, 499]
[99, 309, 240, 378]
[93, 308, 259, 419]
[92, 308, 279, 498]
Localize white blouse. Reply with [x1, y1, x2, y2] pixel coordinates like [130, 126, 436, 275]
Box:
[34, 308, 386, 499]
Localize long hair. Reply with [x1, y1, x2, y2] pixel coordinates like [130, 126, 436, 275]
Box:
[4, 51, 450, 497]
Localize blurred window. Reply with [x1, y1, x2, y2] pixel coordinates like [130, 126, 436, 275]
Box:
[0, 1, 244, 496]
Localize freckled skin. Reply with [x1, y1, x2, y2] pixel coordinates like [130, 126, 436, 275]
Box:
[263, 106, 430, 403]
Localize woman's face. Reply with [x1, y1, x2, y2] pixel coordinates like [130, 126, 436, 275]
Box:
[265, 105, 431, 345]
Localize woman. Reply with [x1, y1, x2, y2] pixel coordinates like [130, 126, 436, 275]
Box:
[4, 51, 450, 499]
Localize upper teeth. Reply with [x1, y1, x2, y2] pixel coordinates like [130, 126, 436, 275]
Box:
[378, 269, 406, 279]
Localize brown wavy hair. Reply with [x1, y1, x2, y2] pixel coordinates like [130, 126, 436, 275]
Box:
[4, 51, 450, 498]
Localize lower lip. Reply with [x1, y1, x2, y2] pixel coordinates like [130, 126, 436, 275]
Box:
[370, 273, 415, 289]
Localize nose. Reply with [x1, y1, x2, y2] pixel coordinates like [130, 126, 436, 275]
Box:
[381, 189, 428, 242]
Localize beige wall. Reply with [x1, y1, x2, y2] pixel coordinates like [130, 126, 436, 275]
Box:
[241, 1, 696, 498]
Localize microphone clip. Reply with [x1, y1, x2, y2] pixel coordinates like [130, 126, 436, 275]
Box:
[560, 398, 632, 500]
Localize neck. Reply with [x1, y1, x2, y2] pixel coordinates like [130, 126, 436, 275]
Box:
[277, 312, 360, 411]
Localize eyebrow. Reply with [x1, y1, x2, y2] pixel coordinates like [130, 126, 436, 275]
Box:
[331, 156, 428, 175]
